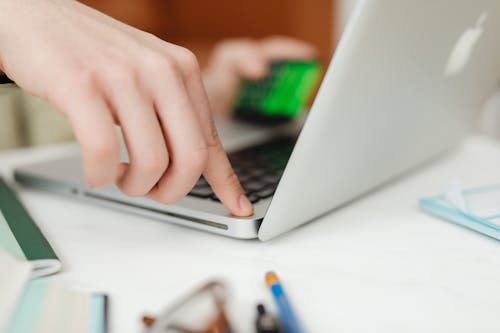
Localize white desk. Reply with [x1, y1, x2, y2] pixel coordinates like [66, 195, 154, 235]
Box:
[1, 135, 499, 333]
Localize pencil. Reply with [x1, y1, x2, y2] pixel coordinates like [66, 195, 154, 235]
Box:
[265, 271, 304, 333]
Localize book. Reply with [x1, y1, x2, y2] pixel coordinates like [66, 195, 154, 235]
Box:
[0, 251, 31, 333]
[420, 182, 500, 241]
[0, 250, 108, 333]
[0, 177, 61, 278]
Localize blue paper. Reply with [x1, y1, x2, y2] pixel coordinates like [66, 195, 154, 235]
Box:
[420, 184, 500, 241]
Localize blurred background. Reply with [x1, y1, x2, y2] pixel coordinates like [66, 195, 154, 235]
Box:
[1, 0, 499, 151]
[0, 0, 341, 150]
[81, 0, 337, 65]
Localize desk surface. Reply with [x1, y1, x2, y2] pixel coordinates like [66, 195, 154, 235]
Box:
[1, 135, 499, 333]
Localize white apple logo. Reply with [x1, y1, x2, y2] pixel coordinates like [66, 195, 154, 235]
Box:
[445, 12, 488, 77]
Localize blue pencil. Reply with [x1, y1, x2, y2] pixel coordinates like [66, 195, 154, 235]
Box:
[265, 271, 304, 333]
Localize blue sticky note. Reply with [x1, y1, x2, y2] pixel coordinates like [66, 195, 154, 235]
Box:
[420, 184, 500, 241]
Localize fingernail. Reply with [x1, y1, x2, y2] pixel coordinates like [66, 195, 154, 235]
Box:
[238, 195, 254, 216]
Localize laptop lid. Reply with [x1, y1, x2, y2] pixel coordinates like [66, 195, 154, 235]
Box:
[259, 0, 500, 240]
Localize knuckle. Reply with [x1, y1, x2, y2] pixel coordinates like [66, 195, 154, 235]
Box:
[85, 137, 120, 161]
[143, 32, 161, 42]
[190, 146, 209, 173]
[144, 52, 176, 74]
[70, 68, 97, 90]
[136, 152, 169, 175]
[173, 148, 208, 179]
[106, 60, 136, 82]
[206, 134, 224, 155]
[176, 47, 200, 74]
[150, 147, 208, 204]
[202, 118, 221, 149]
[208, 123, 221, 147]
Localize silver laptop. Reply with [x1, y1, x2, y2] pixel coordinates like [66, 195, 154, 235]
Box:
[14, 0, 500, 240]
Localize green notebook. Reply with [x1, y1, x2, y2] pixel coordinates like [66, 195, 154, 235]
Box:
[0, 178, 61, 277]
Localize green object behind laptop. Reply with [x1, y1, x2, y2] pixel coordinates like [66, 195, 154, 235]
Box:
[234, 61, 323, 124]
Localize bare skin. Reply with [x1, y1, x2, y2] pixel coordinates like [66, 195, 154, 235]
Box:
[0, 0, 255, 216]
[204, 37, 318, 117]
[0, 0, 317, 217]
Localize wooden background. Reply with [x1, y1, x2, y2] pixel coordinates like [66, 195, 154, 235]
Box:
[81, 0, 336, 65]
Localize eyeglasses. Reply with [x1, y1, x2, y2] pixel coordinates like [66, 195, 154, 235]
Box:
[142, 281, 233, 333]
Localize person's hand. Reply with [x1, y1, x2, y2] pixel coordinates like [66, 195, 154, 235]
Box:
[0, 0, 254, 216]
[203, 37, 318, 116]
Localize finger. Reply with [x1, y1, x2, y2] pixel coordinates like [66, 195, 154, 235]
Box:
[203, 41, 268, 117]
[170, 47, 254, 217]
[142, 57, 209, 204]
[52, 73, 120, 188]
[211, 40, 269, 80]
[101, 67, 169, 197]
[230, 48, 269, 79]
[204, 138, 254, 217]
[259, 36, 319, 61]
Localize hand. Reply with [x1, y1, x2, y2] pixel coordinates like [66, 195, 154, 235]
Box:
[0, 0, 253, 216]
[203, 37, 318, 117]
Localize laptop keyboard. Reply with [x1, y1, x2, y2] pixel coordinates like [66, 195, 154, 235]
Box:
[188, 137, 296, 204]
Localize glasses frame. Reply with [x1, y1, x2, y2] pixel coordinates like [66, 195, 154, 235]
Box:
[142, 280, 233, 333]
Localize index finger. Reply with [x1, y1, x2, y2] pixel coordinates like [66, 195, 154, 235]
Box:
[171, 50, 254, 217]
[259, 36, 319, 60]
[203, 121, 254, 217]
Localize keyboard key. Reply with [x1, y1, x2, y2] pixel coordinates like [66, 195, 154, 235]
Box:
[262, 173, 282, 185]
[195, 177, 209, 188]
[190, 187, 213, 198]
[247, 193, 261, 204]
[243, 180, 267, 192]
[187, 136, 296, 204]
[256, 187, 275, 199]
[249, 168, 267, 178]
